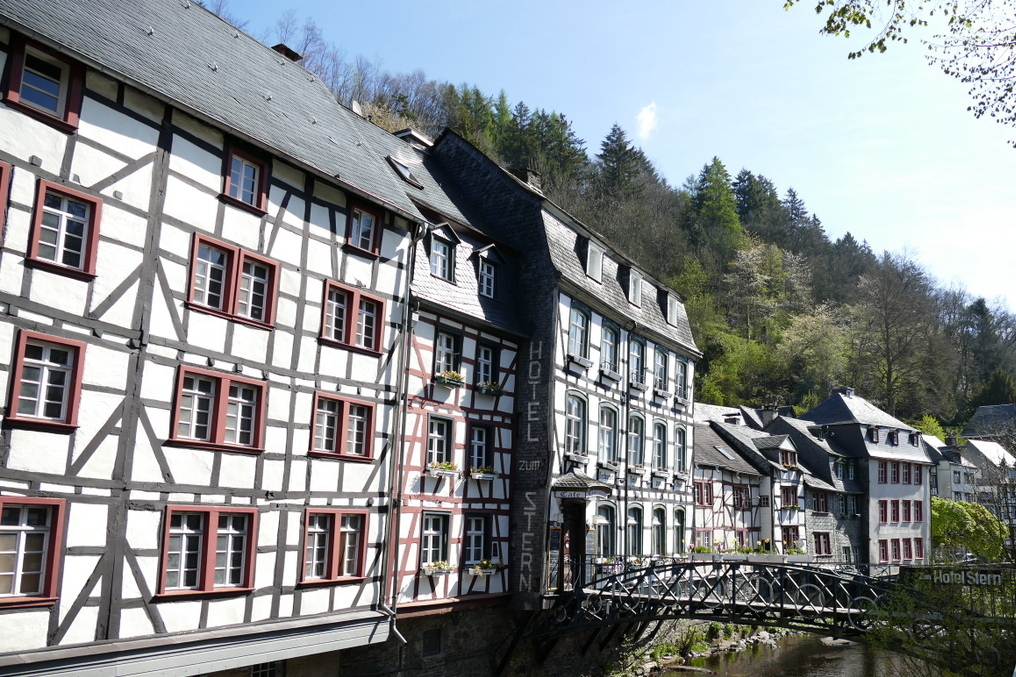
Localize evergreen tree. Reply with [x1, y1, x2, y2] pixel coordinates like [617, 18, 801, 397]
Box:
[686, 157, 743, 265]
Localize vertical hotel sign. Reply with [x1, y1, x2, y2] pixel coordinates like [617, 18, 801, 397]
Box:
[512, 339, 549, 608]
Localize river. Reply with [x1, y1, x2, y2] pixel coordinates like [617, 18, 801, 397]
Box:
[672, 635, 924, 677]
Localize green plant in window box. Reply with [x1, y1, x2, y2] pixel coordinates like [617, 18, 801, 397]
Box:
[427, 460, 459, 472]
[423, 560, 452, 574]
[476, 380, 503, 396]
[434, 370, 465, 387]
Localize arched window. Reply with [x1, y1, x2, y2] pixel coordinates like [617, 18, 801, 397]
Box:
[627, 505, 643, 556]
[601, 325, 619, 372]
[675, 426, 687, 472]
[653, 421, 667, 469]
[599, 405, 618, 463]
[595, 504, 616, 556]
[652, 507, 667, 556]
[567, 306, 588, 358]
[565, 394, 585, 455]
[674, 509, 686, 554]
[628, 415, 644, 466]
[629, 338, 645, 384]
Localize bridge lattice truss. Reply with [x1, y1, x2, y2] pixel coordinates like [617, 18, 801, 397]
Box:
[530, 560, 1014, 674]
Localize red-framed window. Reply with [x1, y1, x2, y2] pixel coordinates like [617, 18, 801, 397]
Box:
[890, 462, 900, 483]
[780, 486, 797, 508]
[0, 496, 65, 607]
[301, 509, 367, 584]
[902, 538, 913, 560]
[902, 500, 912, 522]
[732, 486, 749, 511]
[877, 461, 887, 484]
[813, 532, 831, 556]
[344, 202, 382, 256]
[914, 500, 924, 522]
[878, 539, 889, 563]
[694, 481, 713, 506]
[27, 180, 102, 279]
[914, 537, 924, 559]
[890, 500, 900, 523]
[158, 506, 258, 596]
[890, 538, 901, 561]
[221, 146, 269, 214]
[320, 281, 384, 354]
[914, 464, 923, 485]
[878, 499, 888, 524]
[187, 234, 278, 329]
[902, 463, 911, 484]
[6, 330, 86, 431]
[309, 393, 374, 460]
[813, 492, 829, 513]
[168, 366, 266, 452]
[4, 34, 84, 132]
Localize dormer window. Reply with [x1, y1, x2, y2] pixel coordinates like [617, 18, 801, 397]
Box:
[629, 270, 643, 307]
[667, 294, 680, 326]
[479, 259, 496, 298]
[587, 242, 604, 282]
[869, 428, 880, 443]
[431, 238, 453, 280]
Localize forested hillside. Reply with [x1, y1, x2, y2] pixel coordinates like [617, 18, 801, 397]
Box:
[245, 10, 1016, 428]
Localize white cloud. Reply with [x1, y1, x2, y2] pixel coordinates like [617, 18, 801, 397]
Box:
[636, 102, 658, 139]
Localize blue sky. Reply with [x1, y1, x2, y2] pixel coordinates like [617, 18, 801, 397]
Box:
[237, 0, 1016, 310]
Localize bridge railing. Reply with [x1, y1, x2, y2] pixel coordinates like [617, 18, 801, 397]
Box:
[548, 553, 897, 592]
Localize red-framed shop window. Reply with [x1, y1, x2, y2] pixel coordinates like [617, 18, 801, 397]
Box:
[300, 509, 367, 585]
[168, 366, 266, 453]
[0, 496, 65, 607]
[157, 505, 258, 597]
[187, 233, 279, 329]
[6, 330, 86, 431]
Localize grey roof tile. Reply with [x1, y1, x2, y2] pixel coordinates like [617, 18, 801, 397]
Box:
[798, 390, 915, 431]
[1, 0, 425, 221]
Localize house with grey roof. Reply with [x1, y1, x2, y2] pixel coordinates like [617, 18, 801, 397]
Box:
[429, 130, 700, 605]
[964, 403, 1016, 440]
[796, 388, 932, 565]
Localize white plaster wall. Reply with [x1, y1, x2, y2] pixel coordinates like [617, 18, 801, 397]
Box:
[231, 323, 269, 363]
[78, 98, 161, 160]
[0, 105, 68, 170]
[163, 175, 218, 229]
[309, 461, 340, 492]
[305, 238, 333, 278]
[168, 135, 221, 192]
[205, 596, 246, 628]
[6, 429, 66, 474]
[163, 446, 214, 485]
[103, 162, 155, 212]
[299, 586, 330, 616]
[69, 142, 128, 190]
[217, 453, 257, 489]
[0, 609, 51, 651]
[220, 207, 263, 251]
[268, 226, 302, 267]
[117, 607, 156, 640]
[342, 256, 373, 289]
[160, 599, 203, 633]
[28, 269, 88, 316]
[66, 502, 109, 547]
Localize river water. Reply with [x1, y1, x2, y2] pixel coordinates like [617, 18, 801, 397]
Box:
[673, 635, 918, 677]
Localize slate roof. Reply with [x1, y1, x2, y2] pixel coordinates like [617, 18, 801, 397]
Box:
[693, 422, 760, 476]
[963, 404, 1016, 439]
[1, 0, 427, 222]
[541, 213, 699, 357]
[766, 416, 844, 458]
[411, 226, 526, 336]
[693, 403, 743, 424]
[965, 440, 1016, 468]
[798, 389, 915, 432]
[552, 471, 613, 493]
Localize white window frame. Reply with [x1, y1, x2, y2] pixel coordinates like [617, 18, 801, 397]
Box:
[421, 513, 450, 565]
[587, 243, 604, 282]
[20, 47, 69, 117]
[478, 259, 496, 298]
[427, 417, 452, 465]
[629, 270, 643, 306]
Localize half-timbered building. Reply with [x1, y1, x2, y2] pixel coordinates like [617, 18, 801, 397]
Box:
[0, 0, 439, 674]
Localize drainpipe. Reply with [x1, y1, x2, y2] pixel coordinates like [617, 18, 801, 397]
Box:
[381, 221, 426, 629]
